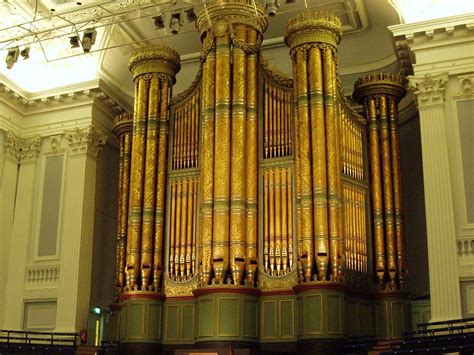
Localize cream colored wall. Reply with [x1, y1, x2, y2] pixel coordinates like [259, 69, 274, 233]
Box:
[0, 87, 119, 332]
[391, 13, 474, 321]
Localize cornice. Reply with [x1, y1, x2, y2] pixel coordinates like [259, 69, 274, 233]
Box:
[0, 78, 127, 116]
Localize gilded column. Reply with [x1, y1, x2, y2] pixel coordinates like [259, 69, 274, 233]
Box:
[112, 112, 133, 296]
[353, 73, 406, 290]
[125, 45, 180, 292]
[285, 13, 343, 282]
[196, 2, 267, 285]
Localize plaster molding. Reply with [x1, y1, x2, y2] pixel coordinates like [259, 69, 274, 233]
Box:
[408, 73, 448, 107]
[49, 135, 64, 153]
[4, 130, 21, 161]
[3, 131, 41, 163]
[18, 135, 41, 163]
[456, 74, 474, 98]
[65, 126, 107, 159]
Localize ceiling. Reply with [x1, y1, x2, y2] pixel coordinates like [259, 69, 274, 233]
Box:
[0, 0, 403, 103]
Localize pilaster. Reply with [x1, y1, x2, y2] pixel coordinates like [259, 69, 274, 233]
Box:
[408, 73, 462, 321]
[55, 126, 106, 332]
[3, 135, 41, 329]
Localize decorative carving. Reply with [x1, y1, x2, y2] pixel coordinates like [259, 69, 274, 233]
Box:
[65, 126, 107, 158]
[128, 45, 181, 81]
[258, 268, 298, 290]
[112, 112, 133, 137]
[170, 67, 202, 106]
[26, 265, 60, 284]
[285, 12, 342, 52]
[163, 274, 199, 296]
[19, 136, 41, 163]
[50, 135, 63, 153]
[4, 131, 21, 161]
[259, 55, 293, 89]
[457, 74, 474, 98]
[409, 73, 448, 107]
[353, 73, 406, 103]
[345, 269, 375, 292]
[196, 2, 268, 37]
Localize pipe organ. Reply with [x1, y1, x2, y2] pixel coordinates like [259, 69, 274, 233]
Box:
[111, 2, 410, 352]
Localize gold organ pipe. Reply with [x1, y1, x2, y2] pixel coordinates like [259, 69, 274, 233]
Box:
[185, 179, 193, 277]
[120, 132, 132, 289]
[281, 89, 287, 157]
[141, 74, 160, 291]
[368, 97, 385, 287]
[153, 77, 170, 290]
[175, 179, 182, 277]
[169, 180, 176, 277]
[126, 76, 148, 290]
[389, 97, 406, 288]
[264, 82, 269, 158]
[191, 94, 197, 167]
[269, 86, 274, 158]
[175, 107, 181, 169]
[275, 168, 282, 275]
[296, 48, 314, 282]
[292, 50, 304, 282]
[287, 168, 294, 270]
[308, 45, 329, 281]
[380, 95, 396, 288]
[277, 88, 282, 157]
[333, 63, 344, 279]
[199, 37, 215, 285]
[212, 30, 231, 283]
[245, 27, 259, 284]
[281, 167, 288, 273]
[191, 178, 197, 275]
[180, 179, 188, 278]
[269, 169, 275, 274]
[323, 46, 340, 281]
[264, 171, 270, 271]
[230, 24, 247, 285]
[115, 135, 123, 291]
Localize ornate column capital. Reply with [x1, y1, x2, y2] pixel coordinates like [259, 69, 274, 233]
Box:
[284, 12, 342, 52]
[112, 112, 133, 137]
[408, 73, 448, 107]
[128, 45, 181, 83]
[65, 126, 107, 159]
[4, 132, 41, 163]
[4, 131, 21, 161]
[353, 73, 406, 104]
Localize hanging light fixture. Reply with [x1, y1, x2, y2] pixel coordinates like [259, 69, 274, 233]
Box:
[5, 47, 19, 69]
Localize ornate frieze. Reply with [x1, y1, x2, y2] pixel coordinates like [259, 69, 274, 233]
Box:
[409, 73, 448, 107]
[4, 131, 22, 161]
[65, 126, 107, 159]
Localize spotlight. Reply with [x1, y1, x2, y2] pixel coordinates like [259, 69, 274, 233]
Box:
[70, 35, 80, 48]
[5, 47, 19, 69]
[185, 8, 196, 21]
[266, 0, 279, 16]
[153, 15, 165, 29]
[170, 14, 181, 35]
[20, 47, 30, 60]
[82, 28, 97, 53]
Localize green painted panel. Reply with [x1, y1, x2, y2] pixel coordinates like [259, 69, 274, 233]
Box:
[280, 300, 294, 338]
[243, 300, 257, 338]
[181, 304, 195, 341]
[262, 301, 277, 339]
[305, 295, 322, 334]
[346, 301, 358, 336]
[148, 304, 162, 340]
[327, 295, 342, 334]
[119, 307, 126, 340]
[218, 298, 239, 337]
[375, 303, 388, 339]
[199, 299, 215, 337]
[391, 302, 404, 338]
[165, 305, 179, 340]
[297, 298, 303, 337]
[128, 303, 144, 339]
[359, 303, 373, 336]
